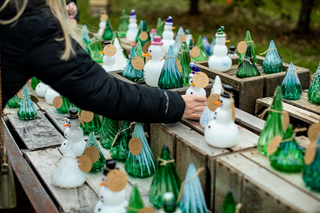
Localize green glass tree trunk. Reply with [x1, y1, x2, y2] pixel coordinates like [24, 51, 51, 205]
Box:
[56, 96, 71, 114]
[110, 120, 131, 162]
[236, 45, 260, 78]
[222, 191, 236, 213]
[127, 186, 144, 213]
[100, 117, 119, 149]
[158, 46, 183, 89]
[89, 36, 103, 63]
[269, 124, 305, 173]
[17, 86, 37, 120]
[178, 42, 192, 85]
[135, 20, 151, 47]
[102, 18, 113, 41]
[149, 145, 181, 208]
[125, 123, 156, 178]
[238, 31, 257, 64]
[191, 35, 209, 62]
[135, 40, 144, 61]
[122, 46, 144, 82]
[118, 9, 129, 37]
[6, 95, 21, 108]
[262, 40, 283, 74]
[308, 62, 320, 104]
[76, 107, 102, 136]
[281, 62, 302, 100]
[31, 77, 40, 90]
[86, 132, 105, 173]
[257, 86, 285, 156]
[156, 18, 164, 38]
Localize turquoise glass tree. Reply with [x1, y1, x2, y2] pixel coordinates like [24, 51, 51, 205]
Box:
[156, 18, 164, 38]
[118, 9, 129, 37]
[222, 191, 236, 213]
[110, 120, 131, 162]
[257, 86, 285, 156]
[149, 145, 181, 208]
[31, 77, 40, 90]
[102, 17, 113, 40]
[86, 132, 105, 173]
[135, 20, 151, 47]
[178, 41, 192, 85]
[281, 62, 302, 100]
[269, 124, 305, 173]
[172, 36, 181, 57]
[192, 35, 209, 62]
[122, 46, 144, 82]
[236, 45, 260, 78]
[127, 186, 144, 213]
[238, 31, 257, 64]
[308, 62, 320, 104]
[82, 25, 91, 56]
[6, 94, 21, 108]
[125, 123, 156, 178]
[135, 40, 144, 60]
[209, 38, 216, 56]
[89, 36, 103, 63]
[56, 96, 71, 114]
[203, 35, 211, 55]
[100, 117, 118, 149]
[158, 46, 183, 89]
[262, 40, 283, 74]
[76, 107, 102, 136]
[17, 86, 37, 120]
[179, 163, 208, 213]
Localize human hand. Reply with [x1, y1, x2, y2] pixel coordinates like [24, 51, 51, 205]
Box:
[181, 95, 207, 119]
[66, 2, 78, 16]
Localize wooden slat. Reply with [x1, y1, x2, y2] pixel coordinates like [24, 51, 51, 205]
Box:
[234, 108, 265, 133]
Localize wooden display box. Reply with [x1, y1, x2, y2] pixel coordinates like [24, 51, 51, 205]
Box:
[195, 56, 310, 114]
[89, 0, 108, 17]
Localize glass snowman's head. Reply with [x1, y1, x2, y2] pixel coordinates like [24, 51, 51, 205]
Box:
[148, 36, 165, 60]
[215, 26, 226, 45]
[164, 16, 173, 31]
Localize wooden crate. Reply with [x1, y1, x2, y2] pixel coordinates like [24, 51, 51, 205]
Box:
[89, 0, 108, 18]
[195, 56, 310, 114]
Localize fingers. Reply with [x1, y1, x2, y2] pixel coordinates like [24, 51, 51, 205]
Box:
[190, 113, 202, 119]
[193, 106, 206, 112]
[66, 2, 77, 16]
[191, 95, 207, 102]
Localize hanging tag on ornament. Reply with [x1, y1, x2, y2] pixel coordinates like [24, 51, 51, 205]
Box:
[142, 41, 151, 54]
[231, 100, 236, 122]
[103, 44, 117, 57]
[132, 57, 144, 70]
[84, 146, 99, 163]
[106, 170, 127, 192]
[308, 123, 320, 143]
[176, 58, 182, 72]
[139, 207, 156, 213]
[267, 135, 282, 155]
[30, 95, 39, 103]
[101, 14, 108, 22]
[190, 46, 200, 58]
[140, 32, 148, 41]
[129, 137, 143, 155]
[81, 110, 94, 123]
[78, 155, 92, 173]
[304, 142, 317, 165]
[70, 19, 77, 26]
[180, 35, 186, 43]
[53, 96, 63, 109]
[17, 88, 23, 99]
[193, 72, 209, 88]
[207, 94, 220, 112]
[282, 111, 290, 130]
[237, 41, 247, 54]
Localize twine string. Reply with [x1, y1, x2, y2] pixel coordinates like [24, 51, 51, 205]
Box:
[158, 158, 175, 166]
[178, 167, 204, 202]
[258, 107, 286, 119]
[111, 122, 136, 147]
[260, 48, 277, 55]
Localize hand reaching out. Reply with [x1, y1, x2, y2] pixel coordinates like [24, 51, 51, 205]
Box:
[181, 95, 207, 119]
[66, 2, 78, 17]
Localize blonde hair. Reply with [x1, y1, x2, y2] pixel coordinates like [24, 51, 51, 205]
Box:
[0, 0, 81, 61]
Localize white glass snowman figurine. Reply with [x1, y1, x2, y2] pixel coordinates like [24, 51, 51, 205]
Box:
[204, 85, 239, 148]
[126, 10, 138, 42]
[94, 159, 128, 213]
[208, 26, 232, 72]
[45, 86, 60, 105]
[142, 36, 166, 87]
[185, 62, 206, 97]
[102, 41, 120, 72]
[35, 81, 49, 97]
[60, 108, 86, 157]
[162, 16, 175, 54]
[98, 11, 107, 39]
[159, 192, 182, 213]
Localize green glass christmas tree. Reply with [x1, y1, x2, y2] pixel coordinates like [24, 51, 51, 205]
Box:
[86, 132, 105, 172]
[75, 107, 102, 136]
[17, 86, 37, 120]
[222, 191, 236, 213]
[110, 120, 131, 162]
[188, 39, 194, 50]
[135, 20, 151, 47]
[89, 36, 103, 63]
[118, 9, 129, 37]
[191, 35, 209, 62]
[156, 18, 164, 38]
[158, 46, 183, 89]
[31, 77, 40, 90]
[308, 62, 320, 104]
[125, 123, 156, 178]
[238, 31, 257, 65]
[281, 62, 302, 100]
[269, 124, 305, 173]
[122, 46, 144, 82]
[127, 185, 144, 213]
[6, 94, 21, 108]
[178, 41, 192, 85]
[100, 117, 119, 149]
[56, 95, 71, 114]
[236, 45, 260, 78]
[257, 86, 285, 156]
[102, 17, 113, 41]
[262, 40, 283, 74]
[135, 40, 144, 60]
[303, 132, 320, 192]
[149, 145, 181, 208]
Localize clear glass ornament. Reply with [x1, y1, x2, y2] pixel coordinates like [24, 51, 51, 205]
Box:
[17, 86, 37, 120]
[238, 31, 257, 65]
[56, 96, 71, 114]
[122, 46, 144, 82]
[118, 9, 129, 37]
[178, 42, 192, 85]
[127, 186, 144, 213]
[6, 94, 21, 108]
[281, 62, 302, 100]
[102, 18, 113, 41]
[110, 121, 131, 162]
[262, 40, 283, 74]
[236, 45, 260, 78]
[100, 117, 119, 149]
[308, 62, 320, 104]
[89, 36, 103, 63]
[31, 76, 40, 90]
[192, 35, 209, 62]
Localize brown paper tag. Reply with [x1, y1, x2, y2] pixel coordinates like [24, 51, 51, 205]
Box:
[231, 100, 235, 122]
[103, 44, 117, 57]
[81, 110, 94, 123]
[267, 135, 282, 155]
[84, 146, 99, 163]
[142, 41, 152, 54]
[78, 155, 92, 173]
[305, 142, 317, 165]
[132, 57, 144, 70]
[106, 170, 127, 192]
[139, 207, 156, 213]
[70, 18, 77, 25]
[180, 35, 186, 43]
[190, 46, 200, 58]
[193, 72, 209, 88]
[140, 31, 148, 41]
[101, 14, 108, 22]
[237, 41, 247, 54]
[308, 123, 320, 143]
[17, 88, 23, 99]
[176, 58, 182, 72]
[53, 96, 63, 109]
[207, 94, 220, 112]
[282, 111, 290, 130]
[30, 95, 39, 103]
[129, 137, 143, 155]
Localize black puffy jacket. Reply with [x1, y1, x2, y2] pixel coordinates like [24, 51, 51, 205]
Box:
[0, 1, 185, 123]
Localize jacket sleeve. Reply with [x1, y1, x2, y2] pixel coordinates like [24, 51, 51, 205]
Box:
[26, 11, 185, 123]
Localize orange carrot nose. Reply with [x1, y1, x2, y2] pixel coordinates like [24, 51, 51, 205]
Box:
[226, 40, 230, 43]
[63, 123, 69, 127]
[172, 27, 176, 29]
[142, 52, 151, 57]
[99, 51, 104, 54]
[214, 101, 221, 106]
[99, 182, 106, 186]
[190, 83, 195, 87]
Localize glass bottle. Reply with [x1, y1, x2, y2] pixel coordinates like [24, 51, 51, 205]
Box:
[236, 45, 260, 78]
[281, 62, 302, 100]
[127, 185, 144, 213]
[257, 86, 285, 156]
[222, 191, 236, 213]
[191, 35, 209, 62]
[56, 95, 71, 114]
[262, 40, 283, 74]
[238, 31, 257, 65]
[102, 17, 113, 41]
[178, 42, 192, 85]
[156, 18, 164, 38]
[6, 94, 21, 108]
[122, 46, 144, 82]
[76, 107, 102, 136]
[118, 9, 129, 37]
[202, 35, 211, 55]
[86, 132, 105, 173]
[31, 76, 40, 90]
[158, 46, 184, 89]
[135, 20, 151, 47]
[110, 120, 131, 162]
[89, 36, 103, 63]
[308, 62, 320, 104]
[125, 123, 156, 178]
[100, 117, 119, 149]
[149, 145, 181, 208]
[17, 86, 37, 120]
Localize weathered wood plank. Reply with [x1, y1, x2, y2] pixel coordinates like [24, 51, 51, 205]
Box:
[234, 108, 265, 133]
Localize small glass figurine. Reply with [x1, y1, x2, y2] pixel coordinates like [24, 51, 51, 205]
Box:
[202, 35, 211, 55]
[188, 39, 194, 50]
[222, 191, 236, 213]
[308, 62, 320, 104]
[118, 9, 129, 37]
[281, 62, 302, 100]
[6, 94, 21, 108]
[122, 46, 144, 82]
[86, 132, 105, 173]
[89, 36, 103, 63]
[127, 186, 145, 213]
[76, 107, 102, 136]
[126, 9, 138, 42]
[135, 20, 151, 47]
[102, 17, 113, 41]
[238, 31, 257, 65]
[236, 45, 260, 78]
[100, 117, 119, 149]
[17, 86, 37, 120]
[192, 35, 209, 62]
[178, 41, 192, 85]
[156, 17, 164, 38]
[262, 40, 283, 74]
[110, 120, 131, 162]
[56, 95, 71, 114]
[31, 76, 40, 90]
[162, 16, 175, 54]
